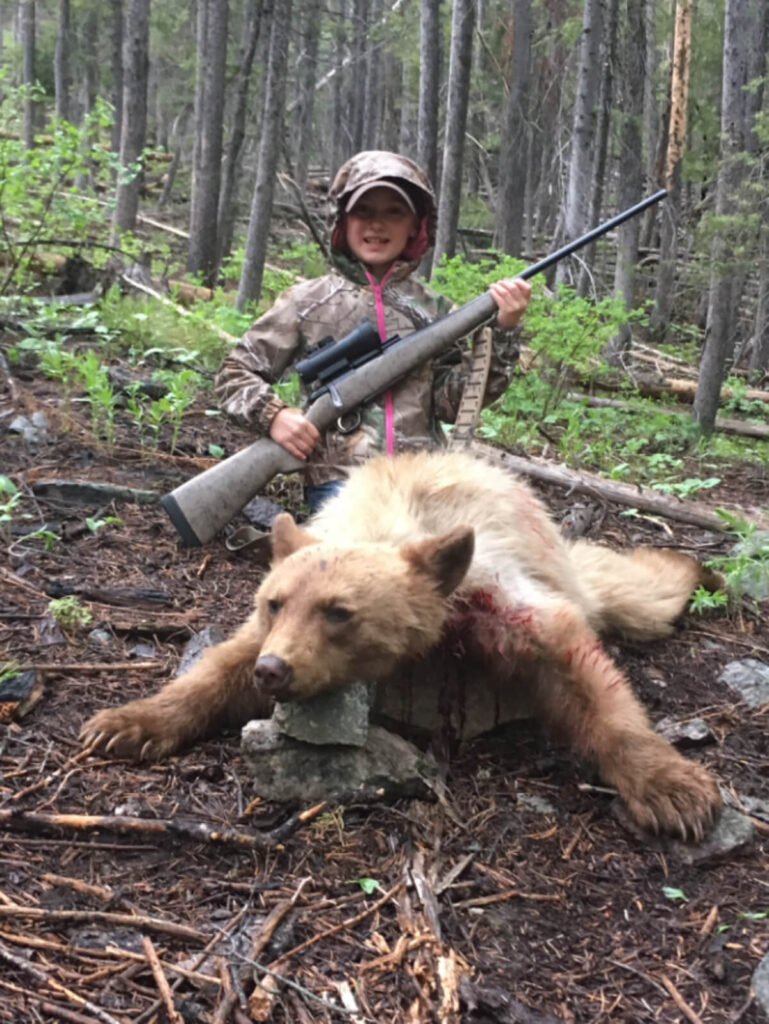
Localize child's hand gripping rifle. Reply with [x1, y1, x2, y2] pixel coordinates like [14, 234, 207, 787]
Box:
[162, 190, 667, 545]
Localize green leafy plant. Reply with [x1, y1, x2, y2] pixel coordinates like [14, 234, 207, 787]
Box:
[85, 515, 122, 533]
[662, 886, 688, 903]
[0, 475, 22, 542]
[47, 596, 93, 631]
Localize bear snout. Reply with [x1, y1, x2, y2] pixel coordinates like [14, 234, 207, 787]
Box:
[254, 654, 294, 700]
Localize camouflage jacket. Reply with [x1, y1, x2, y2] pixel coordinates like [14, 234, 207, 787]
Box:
[215, 151, 517, 486]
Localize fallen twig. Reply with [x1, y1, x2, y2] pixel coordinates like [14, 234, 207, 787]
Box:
[0, 802, 329, 850]
[142, 935, 185, 1024]
[0, 903, 209, 943]
[660, 973, 705, 1024]
[0, 938, 125, 1024]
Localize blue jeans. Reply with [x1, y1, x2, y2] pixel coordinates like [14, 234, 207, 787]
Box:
[305, 480, 344, 515]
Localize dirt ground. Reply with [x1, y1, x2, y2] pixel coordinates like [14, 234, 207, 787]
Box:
[2, 351, 769, 1024]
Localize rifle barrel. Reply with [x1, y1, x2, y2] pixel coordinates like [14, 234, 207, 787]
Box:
[519, 188, 667, 282]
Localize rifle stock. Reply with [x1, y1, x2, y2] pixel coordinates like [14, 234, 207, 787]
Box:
[162, 189, 667, 545]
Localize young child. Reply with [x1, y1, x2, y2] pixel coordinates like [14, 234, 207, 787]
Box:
[215, 151, 531, 512]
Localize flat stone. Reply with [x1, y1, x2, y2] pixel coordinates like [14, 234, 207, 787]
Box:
[177, 626, 226, 676]
[655, 716, 713, 748]
[242, 495, 285, 529]
[720, 658, 769, 708]
[669, 806, 756, 866]
[273, 683, 371, 747]
[241, 720, 437, 803]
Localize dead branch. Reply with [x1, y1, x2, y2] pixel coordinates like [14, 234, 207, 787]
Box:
[142, 936, 185, 1024]
[0, 903, 208, 943]
[0, 802, 329, 851]
[470, 441, 769, 532]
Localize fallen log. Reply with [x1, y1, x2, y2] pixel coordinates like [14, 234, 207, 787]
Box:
[567, 393, 769, 440]
[470, 441, 769, 533]
[609, 375, 769, 405]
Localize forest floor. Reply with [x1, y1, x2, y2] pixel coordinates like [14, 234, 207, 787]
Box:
[1, 348, 769, 1024]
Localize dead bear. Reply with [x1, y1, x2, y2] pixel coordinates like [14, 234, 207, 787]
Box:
[81, 450, 723, 840]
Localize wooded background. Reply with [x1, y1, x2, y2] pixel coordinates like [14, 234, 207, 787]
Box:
[1, 0, 768, 434]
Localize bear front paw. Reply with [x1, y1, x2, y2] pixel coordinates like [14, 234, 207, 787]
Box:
[619, 752, 722, 841]
[80, 704, 182, 761]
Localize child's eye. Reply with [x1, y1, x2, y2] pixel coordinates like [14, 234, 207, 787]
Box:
[267, 599, 282, 615]
[323, 606, 352, 624]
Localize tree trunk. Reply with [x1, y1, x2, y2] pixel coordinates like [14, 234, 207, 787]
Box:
[157, 107, 191, 209]
[606, 0, 645, 361]
[53, 0, 70, 122]
[497, 0, 532, 258]
[431, 0, 475, 275]
[21, 0, 35, 149]
[73, 7, 99, 190]
[110, 0, 151, 240]
[693, 0, 750, 433]
[750, 223, 769, 378]
[649, 0, 691, 342]
[416, 0, 440, 189]
[236, 0, 293, 309]
[554, 0, 603, 290]
[639, 0, 661, 250]
[110, 0, 124, 154]
[331, 0, 348, 170]
[187, 0, 229, 284]
[577, 0, 617, 296]
[349, 0, 368, 152]
[362, 0, 383, 148]
[293, 0, 322, 189]
[216, 0, 263, 269]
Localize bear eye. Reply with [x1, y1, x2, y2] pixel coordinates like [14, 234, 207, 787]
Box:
[267, 599, 282, 615]
[323, 605, 352, 624]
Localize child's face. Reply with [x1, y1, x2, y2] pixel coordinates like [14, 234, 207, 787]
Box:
[345, 187, 418, 278]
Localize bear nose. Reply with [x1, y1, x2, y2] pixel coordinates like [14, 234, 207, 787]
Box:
[254, 655, 294, 698]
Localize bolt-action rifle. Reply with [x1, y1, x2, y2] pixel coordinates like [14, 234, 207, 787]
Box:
[162, 189, 667, 546]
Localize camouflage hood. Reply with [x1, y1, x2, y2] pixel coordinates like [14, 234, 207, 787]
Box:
[328, 151, 437, 275]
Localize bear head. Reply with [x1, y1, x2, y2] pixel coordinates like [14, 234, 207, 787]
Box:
[251, 513, 474, 702]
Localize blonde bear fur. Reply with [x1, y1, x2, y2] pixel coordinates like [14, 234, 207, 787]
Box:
[81, 451, 722, 839]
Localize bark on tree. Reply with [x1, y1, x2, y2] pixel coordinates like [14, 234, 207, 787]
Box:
[110, 0, 151, 241]
[498, 0, 532, 258]
[216, 0, 263, 269]
[110, 0, 124, 154]
[649, 0, 691, 341]
[578, 0, 617, 297]
[693, 0, 751, 434]
[751, 223, 769, 378]
[157, 107, 190, 209]
[349, 0, 368, 152]
[236, 0, 293, 309]
[431, 0, 475, 275]
[21, 0, 35, 149]
[187, 0, 229, 284]
[555, 0, 603, 290]
[416, 0, 440, 189]
[639, 0, 661, 250]
[293, 0, 322, 189]
[53, 0, 70, 122]
[606, 0, 645, 361]
[331, 0, 348, 170]
[362, 0, 383, 149]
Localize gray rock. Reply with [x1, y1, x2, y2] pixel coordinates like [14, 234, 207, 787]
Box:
[273, 683, 371, 747]
[9, 411, 48, 446]
[753, 949, 769, 1017]
[87, 628, 113, 647]
[517, 793, 557, 815]
[720, 658, 769, 708]
[669, 807, 755, 866]
[127, 642, 156, 659]
[241, 720, 437, 802]
[177, 626, 226, 676]
[655, 716, 713, 748]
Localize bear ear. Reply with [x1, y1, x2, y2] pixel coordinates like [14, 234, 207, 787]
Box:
[400, 526, 474, 597]
[271, 513, 320, 564]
